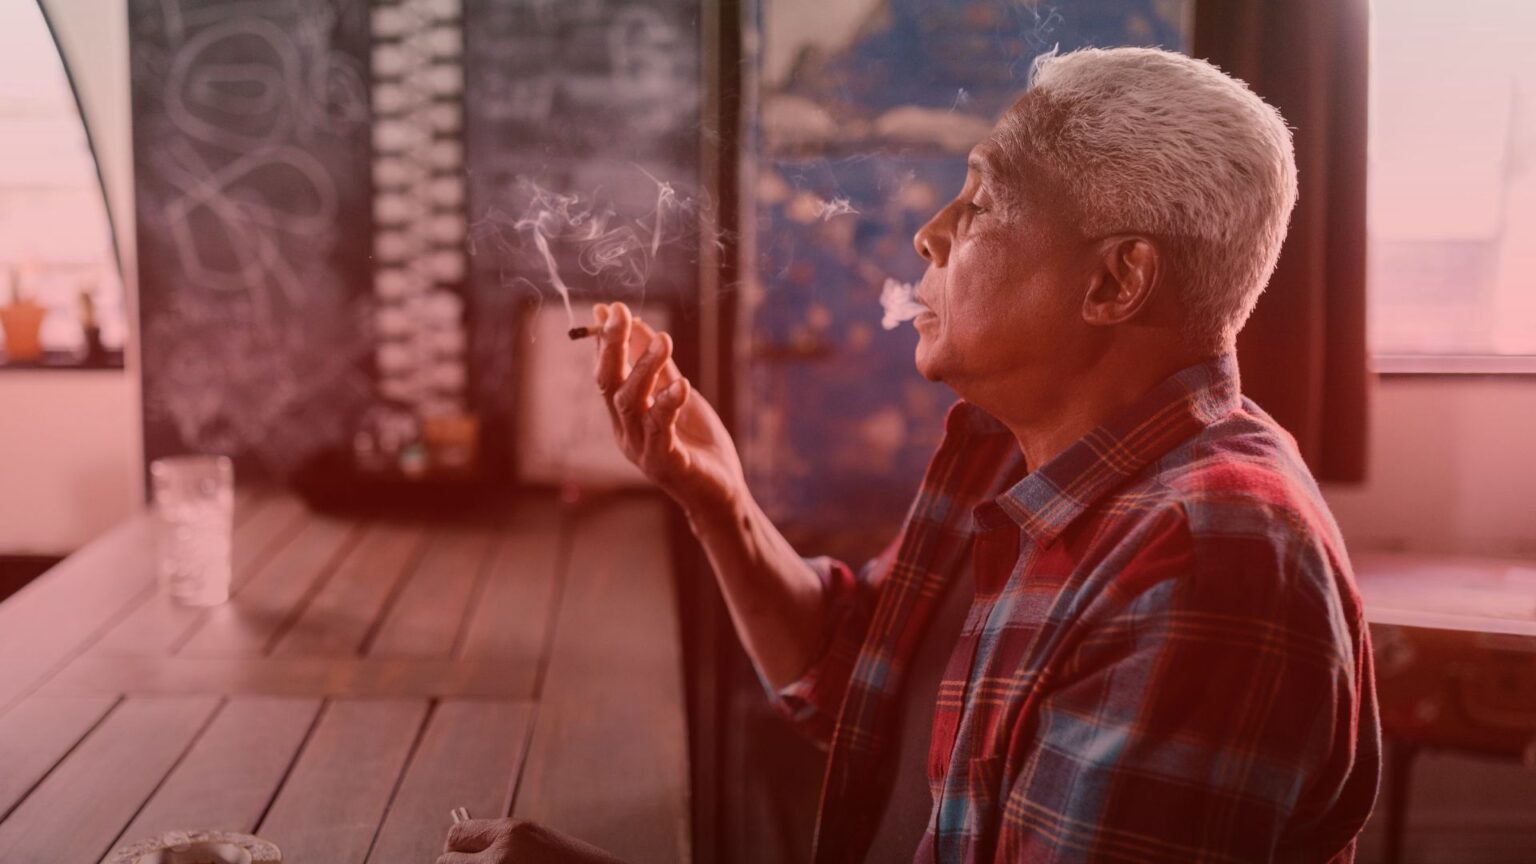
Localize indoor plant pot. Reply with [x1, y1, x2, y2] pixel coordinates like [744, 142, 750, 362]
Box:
[0, 299, 46, 361]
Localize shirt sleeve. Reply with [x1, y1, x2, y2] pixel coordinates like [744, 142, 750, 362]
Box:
[759, 538, 899, 748]
[995, 507, 1376, 863]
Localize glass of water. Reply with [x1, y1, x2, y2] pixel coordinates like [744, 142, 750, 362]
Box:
[150, 455, 234, 606]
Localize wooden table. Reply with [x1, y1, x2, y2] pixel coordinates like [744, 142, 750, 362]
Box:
[1356, 550, 1536, 758]
[1354, 551, 1536, 864]
[0, 491, 690, 864]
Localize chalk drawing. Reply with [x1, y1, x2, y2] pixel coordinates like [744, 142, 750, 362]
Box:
[164, 17, 302, 150]
[159, 141, 338, 303]
[493, 77, 557, 123]
[133, 0, 374, 472]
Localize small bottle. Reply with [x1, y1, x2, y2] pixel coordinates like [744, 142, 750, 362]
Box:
[79, 288, 104, 363]
[399, 442, 429, 478]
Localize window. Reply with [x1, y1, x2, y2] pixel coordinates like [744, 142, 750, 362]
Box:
[1369, 0, 1536, 370]
[0, 1, 124, 365]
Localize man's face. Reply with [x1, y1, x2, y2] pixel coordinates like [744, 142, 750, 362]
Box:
[911, 118, 1095, 393]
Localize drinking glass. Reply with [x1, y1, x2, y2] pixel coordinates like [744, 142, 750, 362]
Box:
[150, 455, 234, 606]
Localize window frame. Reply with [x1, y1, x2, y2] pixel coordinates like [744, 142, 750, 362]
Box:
[1374, 354, 1536, 376]
[0, 1, 126, 371]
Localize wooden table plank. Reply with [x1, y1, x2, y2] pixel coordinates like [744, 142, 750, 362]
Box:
[178, 515, 361, 656]
[232, 495, 309, 575]
[232, 486, 279, 523]
[368, 526, 497, 657]
[42, 654, 536, 700]
[105, 697, 322, 857]
[89, 495, 310, 657]
[0, 519, 156, 715]
[367, 700, 535, 863]
[0, 695, 118, 820]
[0, 496, 286, 705]
[461, 504, 565, 660]
[257, 699, 429, 864]
[514, 498, 691, 864]
[275, 522, 431, 656]
[0, 696, 220, 863]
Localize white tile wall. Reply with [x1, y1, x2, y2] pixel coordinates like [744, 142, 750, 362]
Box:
[368, 0, 468, 418]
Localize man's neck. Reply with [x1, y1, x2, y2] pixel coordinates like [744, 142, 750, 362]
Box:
[964, 347, 1215, 472]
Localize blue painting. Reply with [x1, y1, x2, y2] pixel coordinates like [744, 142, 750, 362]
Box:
[743, 0, 1190, 550]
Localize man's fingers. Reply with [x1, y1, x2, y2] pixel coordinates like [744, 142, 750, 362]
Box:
[595, 302, 633, 397]
[642, 377, 690, 467]
[614, 331, 673, 429]
[630, 316, 657, 347]
[631, 317, 682, 388]
[435, 854, 480, 864]
[652, 376, 689, 425]
[590, 303, 609, 363]
[445, 818, 502, 853]
[593, 303, 689, 472]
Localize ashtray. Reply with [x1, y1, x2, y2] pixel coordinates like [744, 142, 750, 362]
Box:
[105, 830, 281, 864]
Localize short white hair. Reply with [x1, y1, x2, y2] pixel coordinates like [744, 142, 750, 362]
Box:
[995, 47, 1297, 352]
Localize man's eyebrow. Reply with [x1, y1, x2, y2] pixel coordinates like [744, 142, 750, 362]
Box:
[966, 153, 998, 182]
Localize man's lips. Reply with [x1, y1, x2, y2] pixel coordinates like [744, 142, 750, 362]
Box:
[912, 281, 937, 325]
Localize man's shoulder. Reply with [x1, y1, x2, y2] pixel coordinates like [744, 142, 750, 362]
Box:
[1143, 401, 1338, 541]
[1100, 403, 1351, 597]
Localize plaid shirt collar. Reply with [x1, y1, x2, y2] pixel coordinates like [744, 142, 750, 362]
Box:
[971, 352, 1242, 546]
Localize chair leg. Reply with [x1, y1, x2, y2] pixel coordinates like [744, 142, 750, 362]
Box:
[1382, 737, 1417, 864]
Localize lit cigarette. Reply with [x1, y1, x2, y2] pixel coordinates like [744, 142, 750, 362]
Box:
[568, 326, 596, 340]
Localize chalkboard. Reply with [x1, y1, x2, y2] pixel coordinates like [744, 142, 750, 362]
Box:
[130, 0, 375, 476]
[462, 0, 702, 456]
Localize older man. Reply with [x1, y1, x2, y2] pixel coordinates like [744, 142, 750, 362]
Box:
[443, 46, 1380, 864]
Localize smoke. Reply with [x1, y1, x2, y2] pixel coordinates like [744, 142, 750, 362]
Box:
[634, 163, 678, 258]
[1018, 1, 1063, 49]
[812, 196, 859, 220]
[468, 169, 707, 325]
[472, 168, 923, 338]
[1012, 1, 1063, 77]
[879, 279, 926, 330]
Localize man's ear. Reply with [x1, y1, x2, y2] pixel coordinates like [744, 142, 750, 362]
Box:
[1081, 236, 1161, 327]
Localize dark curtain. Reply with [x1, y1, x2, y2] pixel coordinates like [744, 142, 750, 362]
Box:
[1193, 0, 1372, 482]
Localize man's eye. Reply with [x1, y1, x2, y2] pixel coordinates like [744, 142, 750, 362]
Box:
[967, 201, 987, 215]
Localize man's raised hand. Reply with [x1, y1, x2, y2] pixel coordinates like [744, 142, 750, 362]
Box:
[593, 302, 745, 515]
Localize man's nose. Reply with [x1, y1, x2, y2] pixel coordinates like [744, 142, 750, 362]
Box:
[913, 209, 951, 266]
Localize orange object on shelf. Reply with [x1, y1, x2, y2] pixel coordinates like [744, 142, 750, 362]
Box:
[423, 413, 480, 472]
[0, 300, 46, 361]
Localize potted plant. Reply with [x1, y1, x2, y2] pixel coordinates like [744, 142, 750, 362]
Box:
[0, 268, 46, 362]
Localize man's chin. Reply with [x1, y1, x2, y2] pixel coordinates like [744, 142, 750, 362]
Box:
[913, 342, 944, 383]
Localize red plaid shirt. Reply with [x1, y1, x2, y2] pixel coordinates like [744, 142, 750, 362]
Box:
[771, 354, 1381, 863]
